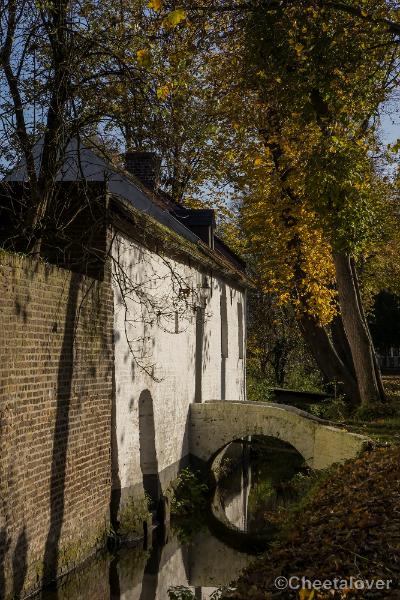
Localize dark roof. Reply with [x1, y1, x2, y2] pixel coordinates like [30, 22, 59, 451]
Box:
[6, 138, 249, 285]
[110, 195, 252, 289]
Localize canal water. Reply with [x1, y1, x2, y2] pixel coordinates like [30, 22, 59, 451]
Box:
[39, 438, 306, 600]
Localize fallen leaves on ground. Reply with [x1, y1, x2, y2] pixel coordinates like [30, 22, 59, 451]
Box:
[224, 446, 400, 600]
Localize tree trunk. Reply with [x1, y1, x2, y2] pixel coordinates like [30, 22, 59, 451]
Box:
[331, 314, 356, 378]
[333, 252, 383, 406]
[349, 257, 386, 402]
[298, 314, 361, 406]
[24, 0, 70, 254]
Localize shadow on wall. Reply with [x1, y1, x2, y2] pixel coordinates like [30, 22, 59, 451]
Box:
[220, 284, 228, 401]
[43, 272, 82, 585]
[12, 527, 28, 599]
[110, 365, 121, 532]
[194, 307, 204, 403]
[0, 529, 10, 598]
[0, 512, 32, 598]
[139, 390, 162, 517]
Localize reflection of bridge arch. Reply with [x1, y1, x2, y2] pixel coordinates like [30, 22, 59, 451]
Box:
[189, 401, 369, 470]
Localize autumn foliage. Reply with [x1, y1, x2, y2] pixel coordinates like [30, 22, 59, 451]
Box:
[225, 445, 400, 600]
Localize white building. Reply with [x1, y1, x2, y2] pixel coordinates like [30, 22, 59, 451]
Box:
[109, 151, 249, 521]
[7, 141, 250, 523]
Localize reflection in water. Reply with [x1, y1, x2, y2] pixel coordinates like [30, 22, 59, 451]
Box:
[39, 438, 305, 600]
[39, 528, 251, 600]
[220, 437, 306, 534]
[220, 442, 251, 533]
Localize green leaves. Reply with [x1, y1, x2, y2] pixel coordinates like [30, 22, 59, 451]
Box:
[156, 83, 171, 100]
[388, 138, 400, 154]
[170, 467, 208, 517]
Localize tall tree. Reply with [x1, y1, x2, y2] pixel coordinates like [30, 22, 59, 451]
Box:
[156, 0, 400, 406]
[242, 1, 399, 406]
[88, 3, 228, 204]
[0, 0, 151, 250]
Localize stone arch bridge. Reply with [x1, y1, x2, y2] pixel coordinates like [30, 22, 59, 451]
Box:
[189, 400, 369, 470]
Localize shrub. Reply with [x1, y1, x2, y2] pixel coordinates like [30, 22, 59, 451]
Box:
[170, 468, 208, 517]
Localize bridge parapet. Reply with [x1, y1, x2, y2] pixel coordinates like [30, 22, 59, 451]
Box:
[189, 401, 369, 470]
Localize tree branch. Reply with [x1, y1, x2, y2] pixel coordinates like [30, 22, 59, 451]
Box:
[322, 1, 400, 38]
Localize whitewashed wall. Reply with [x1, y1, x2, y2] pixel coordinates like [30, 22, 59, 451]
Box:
[111, 232, 246, 503]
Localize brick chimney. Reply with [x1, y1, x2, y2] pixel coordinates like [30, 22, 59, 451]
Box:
[124, 151, 161, 191]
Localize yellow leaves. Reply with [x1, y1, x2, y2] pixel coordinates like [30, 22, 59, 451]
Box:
[148, 0, 162, 9]
[242, 175, 337, 325]
[279, 292, 290, 304]
[294, 42, 304, 56]
[156, 84, 171, 100]
[306, 6, 319, 18]
[254, 157, 264, 166]
[298, 590, 315, 600]
[136, 48, 151, 67]
[163, 8, 187, 29]
[136, 7, 187, 72]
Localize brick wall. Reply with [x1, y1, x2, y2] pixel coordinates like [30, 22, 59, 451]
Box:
[0, 250, 114, 599]
[124, 152, 160, 190]
[0, 182, 109, 279]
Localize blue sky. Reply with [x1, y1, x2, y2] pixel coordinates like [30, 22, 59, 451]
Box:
[379, 96, 400, 146]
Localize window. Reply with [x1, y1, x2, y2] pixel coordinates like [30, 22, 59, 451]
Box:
[237, 302, 244, 359]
